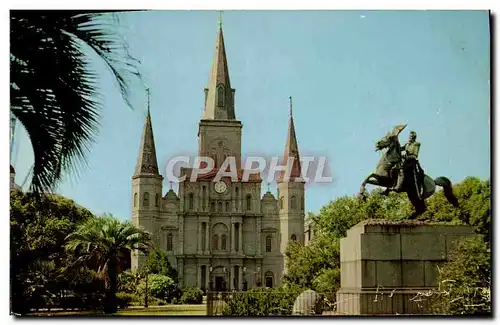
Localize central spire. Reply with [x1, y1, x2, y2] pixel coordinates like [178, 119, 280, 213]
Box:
[203, 16, 236, 120]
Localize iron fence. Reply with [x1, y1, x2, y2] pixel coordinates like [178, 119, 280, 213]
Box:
[206, 290, 330, 316]
[206, 288, 438, 316]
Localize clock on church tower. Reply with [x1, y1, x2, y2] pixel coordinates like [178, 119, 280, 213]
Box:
[214, 180, 228, 194]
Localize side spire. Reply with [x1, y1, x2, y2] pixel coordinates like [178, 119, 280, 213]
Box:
[203, 14, 235, 120]
[280, 96, 302, 181]
[134, 88, 160, 177]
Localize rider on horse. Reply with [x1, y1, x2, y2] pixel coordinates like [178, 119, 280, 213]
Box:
[360, 124, 458, 219]
[393, 130, 424, 194]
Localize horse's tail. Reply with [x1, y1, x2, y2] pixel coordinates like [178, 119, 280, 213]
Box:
[434, 176, 459, 208]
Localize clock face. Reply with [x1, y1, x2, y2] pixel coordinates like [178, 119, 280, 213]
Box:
[214, 180, 228, 194]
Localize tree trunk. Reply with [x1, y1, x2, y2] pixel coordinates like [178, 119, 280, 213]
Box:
[104, 254, 117, 314]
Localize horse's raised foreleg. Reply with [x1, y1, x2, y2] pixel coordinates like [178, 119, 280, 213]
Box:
[360, 173, 389, 200]
[359, 173, 376, 198]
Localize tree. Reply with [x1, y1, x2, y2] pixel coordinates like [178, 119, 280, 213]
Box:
[65, 214, 151, 314]
[284, 237, 340, 290]
[10, 11, 142, 194]
[431, 236, 491, 315]
[10, 190, 94, 314]
[144, 246, 178, 281]
[422, 177, 491, 243]
[285, 190, 409, 293]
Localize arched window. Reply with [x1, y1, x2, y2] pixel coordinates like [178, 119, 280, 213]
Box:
[212, 235, 219, 250]
[291, 234, 297, 241]
[246, 195, 252, 211]
[291, 195, 297, 210]
[210, 201, 215, 212]
[134, 193, 137, 207]
[301, 196, 304, 211]
[143, 192, 149, 207]
[279, 197, 284, 210]
[266, 235, 272, 252]
[217, 85, 224, 107]
[167, 233, 173, 251]
[188, 193, 194, 210]
[225, 202, 229, 212]
[218, 201, 222, 212]
[221, 234, 227, 250]
[155, 193, 159, 207]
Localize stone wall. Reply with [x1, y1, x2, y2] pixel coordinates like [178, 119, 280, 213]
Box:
[336, 219, 475, 315]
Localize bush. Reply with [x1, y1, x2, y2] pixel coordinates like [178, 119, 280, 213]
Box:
[221, 285, 301, 316]
[180, 287, 203, 304]
[430, 236, 491, 315]
[118, 270, 142, 294]
[116, 292, 134, 309]
[137, 274, 178, 303]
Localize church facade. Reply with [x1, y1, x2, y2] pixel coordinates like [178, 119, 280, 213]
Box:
[131, 24, 305, 291]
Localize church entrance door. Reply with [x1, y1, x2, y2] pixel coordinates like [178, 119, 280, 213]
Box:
[215, 276, 224, 291]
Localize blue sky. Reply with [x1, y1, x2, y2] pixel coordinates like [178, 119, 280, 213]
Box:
[12, 10, 490, 220]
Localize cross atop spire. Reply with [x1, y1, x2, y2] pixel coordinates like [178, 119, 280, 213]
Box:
[289, 96, 293, 117]
[146, 87, 151, 113]
[219, 10, 223, 29]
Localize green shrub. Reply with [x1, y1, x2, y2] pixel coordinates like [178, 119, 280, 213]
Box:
[131, 293, 166, 306]
[118, 270, 142, 294]
[116, 292, 134, 309]
[137, 274, 178, 302]
[180, 287, 203, 304]
[430, 236, 491, 315]
[221, 285, 301, 316]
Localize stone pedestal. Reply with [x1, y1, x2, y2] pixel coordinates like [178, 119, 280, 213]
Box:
[336, 219, 475, 315]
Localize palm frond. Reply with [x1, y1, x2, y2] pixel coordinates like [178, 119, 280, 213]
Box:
[10, 11, 143, 194]
[66, 215, 152, 272]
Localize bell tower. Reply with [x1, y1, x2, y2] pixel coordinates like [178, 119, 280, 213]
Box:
[278, 97, 305, 257]
[131, 89, 163, 270]
[198, 21, 243, 170]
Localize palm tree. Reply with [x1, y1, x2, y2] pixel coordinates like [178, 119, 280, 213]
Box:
[65, 214, 151, 314]
[10, 11, 143, 194]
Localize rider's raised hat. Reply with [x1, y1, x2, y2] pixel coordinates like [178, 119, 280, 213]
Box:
[391, 124, 407, 136]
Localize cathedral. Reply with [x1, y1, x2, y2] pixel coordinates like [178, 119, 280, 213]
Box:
[131, 23, 306, 291]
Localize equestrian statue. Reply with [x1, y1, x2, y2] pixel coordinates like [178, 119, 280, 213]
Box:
[359, 124, 459, 219]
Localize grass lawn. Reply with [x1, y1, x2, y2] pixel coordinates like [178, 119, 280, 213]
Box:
[117, 305, 206, 316]
[28, 304, 207, 316]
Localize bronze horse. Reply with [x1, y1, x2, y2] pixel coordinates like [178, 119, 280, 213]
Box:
[359, 125, 459, 219]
